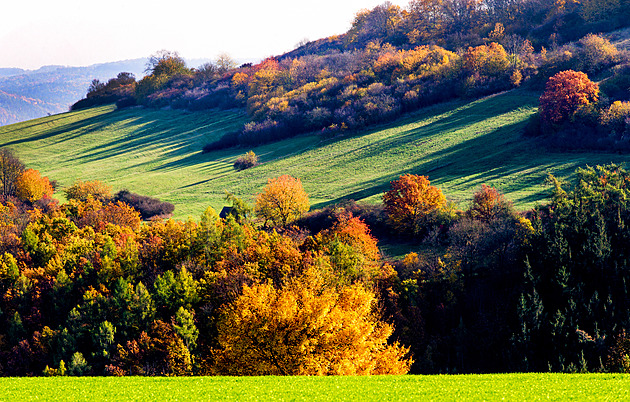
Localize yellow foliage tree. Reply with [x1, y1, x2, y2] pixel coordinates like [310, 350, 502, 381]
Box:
[15, 169, 54, 203]
[255, 175, 309, 226]
[212, 270, 412, 375]
[577, 34, 619, 73]
[64, 179, 112, 202]
[464, 42, 510, 77]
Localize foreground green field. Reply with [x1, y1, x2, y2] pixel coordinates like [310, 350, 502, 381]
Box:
[1, 374, 628, 401]
[3, 90, 630, 219]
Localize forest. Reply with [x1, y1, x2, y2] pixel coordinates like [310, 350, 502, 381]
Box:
[1, 148, 630, 375]
[2, 0, 630, 377]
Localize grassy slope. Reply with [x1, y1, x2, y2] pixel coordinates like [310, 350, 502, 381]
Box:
[1, 374, 628, 401]
[2, 90, 630, 220]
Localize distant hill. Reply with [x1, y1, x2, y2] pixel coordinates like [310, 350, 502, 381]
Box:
[0, 57, 225, 126]
[0, 68, 26, 78]
[0, 90, 57, 124]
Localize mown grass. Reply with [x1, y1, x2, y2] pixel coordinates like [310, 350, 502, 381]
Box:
[3, 90, 630, 220]
[0, 373, 628, 401]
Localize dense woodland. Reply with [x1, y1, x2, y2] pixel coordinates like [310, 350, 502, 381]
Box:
[1, 149, 630, 375]
[3, 0, 630, 376]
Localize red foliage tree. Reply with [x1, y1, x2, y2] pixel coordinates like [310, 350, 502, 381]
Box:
[539, 70, 599, 125]
[382, 174, 446, 234]
[467, 184, 512, 222]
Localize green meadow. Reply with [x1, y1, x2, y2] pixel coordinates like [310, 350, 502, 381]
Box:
[3, 89, 630, 220]
[1, 374, 628, 401]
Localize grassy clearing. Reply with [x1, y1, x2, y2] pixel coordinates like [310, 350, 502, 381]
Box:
[3, 90, 630, 220]
[0, 373, 628, 401]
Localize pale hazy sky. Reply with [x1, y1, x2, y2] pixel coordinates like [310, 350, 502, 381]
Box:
[1, 0, 408, 70]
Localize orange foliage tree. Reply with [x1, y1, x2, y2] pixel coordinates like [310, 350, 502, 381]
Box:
[14, 169, 53, 203]
[74, 198, 141, 232]
[316, 214, 381, 282]
[211, 270, 412, 375]
[382, 174, 446, 234]
[539, 70, 599, 125]
[255, 175, 309, 226]
[467, 184, 512, 222]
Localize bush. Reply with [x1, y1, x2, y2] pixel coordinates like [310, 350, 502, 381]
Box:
[116, 97, 137, 109]
[71, 73, 137, 111]
[233, 151, 259, 170]
[599, 101, 630, 137]
[576, 34, 619, 73]
[113, 190, 175, 220]
[202, 131, 240, 152]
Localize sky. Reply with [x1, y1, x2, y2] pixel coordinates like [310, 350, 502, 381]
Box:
[1, 0, 408, 70]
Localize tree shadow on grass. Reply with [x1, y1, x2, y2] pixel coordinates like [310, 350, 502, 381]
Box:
[310, 178, 391, 210]
[0, 108, 119, 148]
[310, 114, 607, 211]
[67, 110, 245, 168]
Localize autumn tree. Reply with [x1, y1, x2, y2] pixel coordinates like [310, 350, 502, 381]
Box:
[467, 184, 512, 222]
[345, 3, 405, 48]
[211, 270, 412, 375]
[577, 34, 619, 73]
[539, 70, 599, 125]
[87, 79, 106, 97]
[14, 169, 54, 203]
[316, 214, 382, 282]
[64, 180, 112, 202]
[215, 53, 238, 74]
[463, 42, 510, 77]
[111, 320, 192, 376]
[74, 198, 141, 231]
[135, 50, 191, 102]
[0, 149, 25, 197]
[145, 50, 189, 77]
[406, 0, 447, 43]
[600, 101, 630, 136]
[383, 174, 446, 235]
[255, 175, 309, 226]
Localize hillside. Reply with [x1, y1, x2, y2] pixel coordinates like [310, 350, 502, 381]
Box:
[2, 88, 630, 219]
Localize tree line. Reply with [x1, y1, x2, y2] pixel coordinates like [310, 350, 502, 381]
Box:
[72, 1, 630, 152]
[1, 149, 630, 375]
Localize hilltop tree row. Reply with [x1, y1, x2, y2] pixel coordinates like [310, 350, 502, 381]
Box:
[72, 1, 630, 151]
